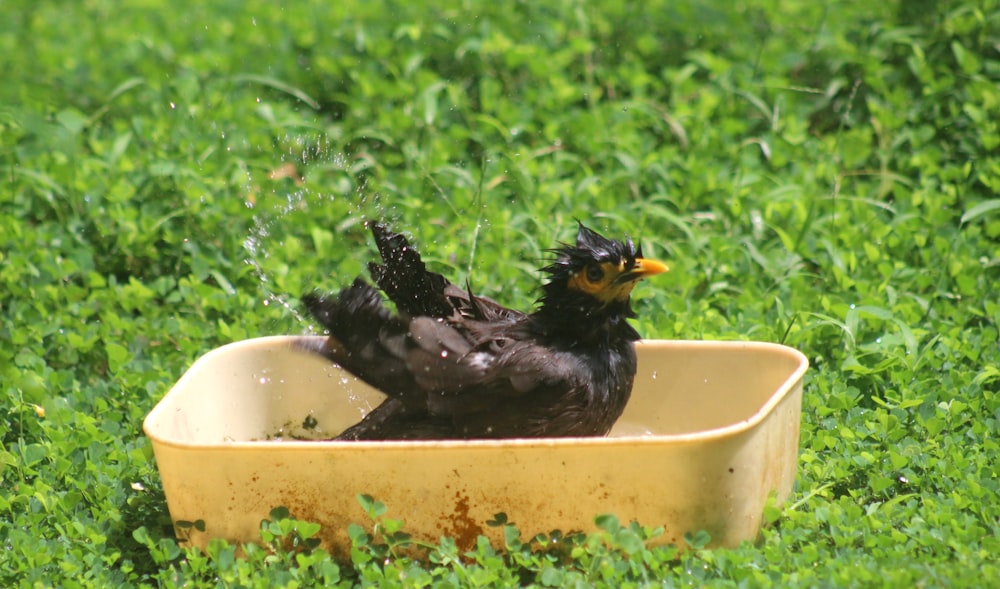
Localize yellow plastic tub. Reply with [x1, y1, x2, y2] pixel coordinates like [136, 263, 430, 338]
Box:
[143, 336, 807, 551]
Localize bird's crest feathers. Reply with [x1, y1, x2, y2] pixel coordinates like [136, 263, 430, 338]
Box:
[540, 222, 666, 305]
[542, 221, 642, 277]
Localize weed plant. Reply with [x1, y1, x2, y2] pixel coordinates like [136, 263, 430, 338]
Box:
[2, 0, 998, 586]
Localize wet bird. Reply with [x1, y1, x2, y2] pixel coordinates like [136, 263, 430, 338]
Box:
[301, 221, 668, 440]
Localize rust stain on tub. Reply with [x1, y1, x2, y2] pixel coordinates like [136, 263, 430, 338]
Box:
[442, 491, 483, 550]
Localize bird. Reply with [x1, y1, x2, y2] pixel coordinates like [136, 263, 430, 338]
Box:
[300, 220, 668, 440]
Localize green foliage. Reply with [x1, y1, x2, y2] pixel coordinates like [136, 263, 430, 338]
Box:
[132, 507, 345, 587]
[2, 0, 999, 586]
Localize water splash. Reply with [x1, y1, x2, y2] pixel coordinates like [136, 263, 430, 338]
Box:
[240, 139, 384, 334]
[242, 192, 311, 328]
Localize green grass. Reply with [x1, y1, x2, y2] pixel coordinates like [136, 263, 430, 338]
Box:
[2, 0, 999, 586]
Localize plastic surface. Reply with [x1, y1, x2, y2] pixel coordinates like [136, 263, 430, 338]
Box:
[143, 336, 807, 551]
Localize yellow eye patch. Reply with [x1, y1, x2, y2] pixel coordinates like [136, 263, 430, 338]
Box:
[566, 257, 669, 304]
[567, 261, 635, 303]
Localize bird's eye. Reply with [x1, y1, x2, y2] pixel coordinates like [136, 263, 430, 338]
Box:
[585, 265, 604, 282]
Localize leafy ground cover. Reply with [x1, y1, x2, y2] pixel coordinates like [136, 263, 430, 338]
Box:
[2, 0, 999, 586]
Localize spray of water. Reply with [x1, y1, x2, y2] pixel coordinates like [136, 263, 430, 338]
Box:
[240, 138, 380, 335]
[242, 191, 313, 329]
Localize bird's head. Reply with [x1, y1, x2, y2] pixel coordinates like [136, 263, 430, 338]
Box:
[539, 222, 668, 316]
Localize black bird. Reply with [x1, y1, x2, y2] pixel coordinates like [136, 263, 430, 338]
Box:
[301, 221, 668, 440]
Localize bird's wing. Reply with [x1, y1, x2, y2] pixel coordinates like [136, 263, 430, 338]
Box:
[304, 273, 568, 422]
[402, 316, 577, 417]
[367, 221, 454, 318]
[302, 280, 428, 404]
[367, 221, 529, 324]
[301, 275, 535, 407]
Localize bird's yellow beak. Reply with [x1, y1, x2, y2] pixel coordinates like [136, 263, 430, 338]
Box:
[616, 257, 669, 284]
[633, 257, 670, 277]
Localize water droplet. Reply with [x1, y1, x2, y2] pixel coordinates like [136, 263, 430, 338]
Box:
[259, 376, 270, 384]
[440, 350, 449, 358]
[651, 371, 658, 380]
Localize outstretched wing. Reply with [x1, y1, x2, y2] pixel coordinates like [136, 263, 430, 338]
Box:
[303, 284, 576, 417]
[301, 279, 426, 405]
[366, 221, 453, 318]
[366, 221, 528, 324]
[301, 221, 569, 439]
